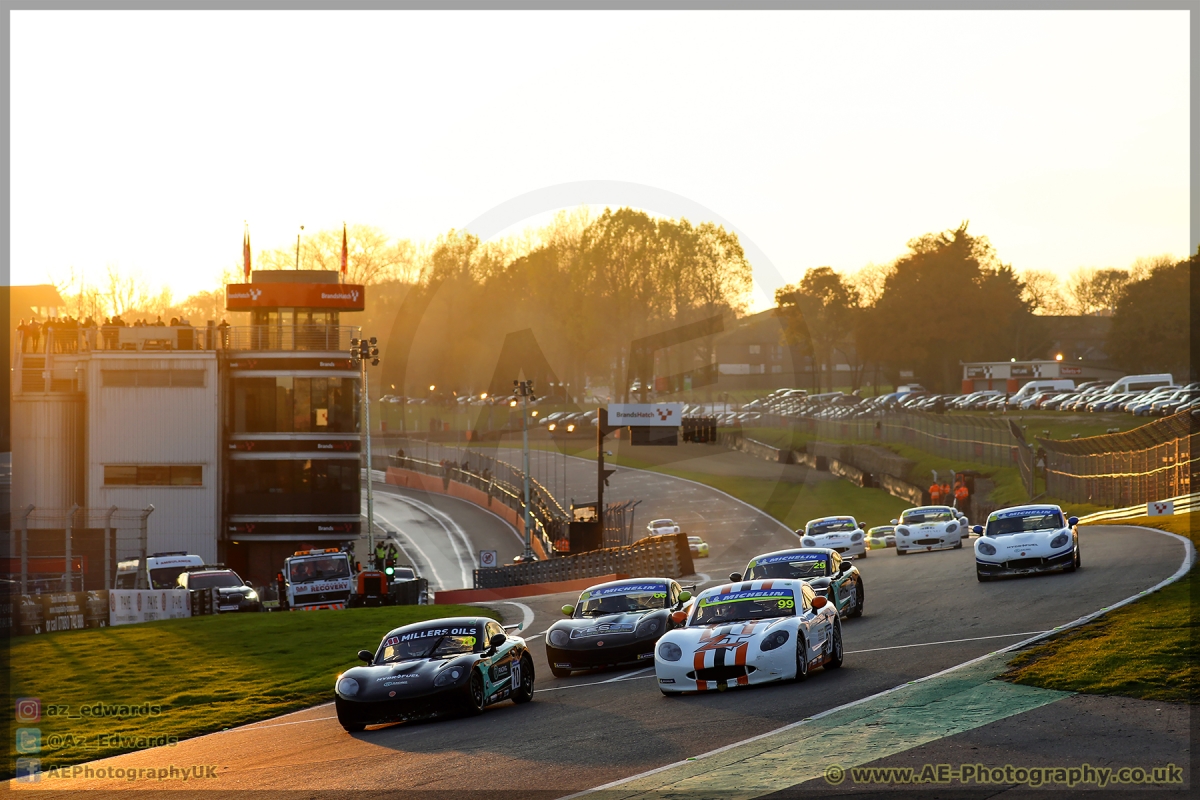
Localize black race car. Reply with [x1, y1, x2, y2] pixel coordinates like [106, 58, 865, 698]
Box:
[334, 616, 533, 732]
[544, 578, 692, 678]
[732, 547, 864, 620]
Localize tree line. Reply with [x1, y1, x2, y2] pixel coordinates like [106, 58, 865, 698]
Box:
[775, 222, 1194, 392]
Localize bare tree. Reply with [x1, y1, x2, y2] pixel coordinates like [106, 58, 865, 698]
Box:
[1018, 269, 1069, 315]
[103, 265, 150, 318]
[846, 262, 893, 307]
[1066, 267, 1130, 316]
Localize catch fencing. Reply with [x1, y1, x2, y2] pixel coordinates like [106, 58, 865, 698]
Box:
[1038, 413, 1196, 507]
[472, 533, 693, 590]
[8, 505, 152, 593]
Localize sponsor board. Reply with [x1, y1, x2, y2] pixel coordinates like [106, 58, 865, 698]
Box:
[225, 283, 366, 311]
[108, 590, 191, 626]
[607, 404, 684, 427]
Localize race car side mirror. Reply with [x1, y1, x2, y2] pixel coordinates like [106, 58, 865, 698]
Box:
[972, 525, 984, 535]
[890, 519, 899, 525]
[488, 633, 507, 649]
[357, 650, 373, 664]
[839, 563, 851, 573]
[561, 605, 574, 616]
[677, 591, 691, 603]
[811, 596, 828, 610]
[670, 610, 688, 625]
[1068, 516, 1079, 527]
[729, 573, 742, 582]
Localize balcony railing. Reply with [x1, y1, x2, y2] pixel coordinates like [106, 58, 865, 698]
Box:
[13, 324, 361, 355]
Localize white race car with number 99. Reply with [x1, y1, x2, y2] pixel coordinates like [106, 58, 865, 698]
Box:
[653, 579, 842, 695]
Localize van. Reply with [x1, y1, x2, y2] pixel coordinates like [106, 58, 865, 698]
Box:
[1010, 379, 1075, 402]
[115, 552, 205, 590]
[1106, 373, 1175, 395]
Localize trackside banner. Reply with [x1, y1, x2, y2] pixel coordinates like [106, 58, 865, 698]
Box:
[109, 590, 191, 626]
[608, 404, 685, 427]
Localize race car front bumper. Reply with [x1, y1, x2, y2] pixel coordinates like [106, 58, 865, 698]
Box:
[975, 547, 1075, 577]
[655, 642, 795, 693]
[545, 639, 655, 672]
[335, 686, 470, 726]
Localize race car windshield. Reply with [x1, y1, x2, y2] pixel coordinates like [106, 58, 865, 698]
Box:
[578, 587, 669, 616]
[869, 527, 895, 535]
[649, 520, 674, 528]
[986, 511, 1064, 536]
[379, 632, 479, 662]
[808, 519, 855, 534]
[745, 557, 830, 580]
[691, 590, 797, 625]
[901, 510, 955, 524]
[187, 572, 244, 590]
[289, 558, 350, 583]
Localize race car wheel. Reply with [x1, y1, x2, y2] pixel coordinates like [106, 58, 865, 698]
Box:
[976, 569, 991, 583]
[851, 582, 864, 618]
[513, 654, 535, 703]
[954, 539, 963, 549]
[896, 548, 907, 556]
[550, 666, 572, 678]
[859, 548, 867, 558]
[340, 721, 366, 733]
[468, 669, 487, 715]
[794, 636, 809, 682]
[1064, 544, 1081, 572]
[827, 622, 844, 669]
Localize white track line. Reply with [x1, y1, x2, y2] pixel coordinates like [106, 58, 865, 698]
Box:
[487, 600, 534, 633]
[846, 630, 1050, 655]
[602, 666, 654, 682]
[388, 494, 474, 589]
[559, 524, 1196, 800]
[372, 509, 446, 591]
[536, 673, 658, 694]
[377, 479, 527, 549]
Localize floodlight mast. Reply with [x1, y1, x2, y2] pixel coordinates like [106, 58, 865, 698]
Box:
[351, 337, 380, 568]
[514, 379, 536, 561]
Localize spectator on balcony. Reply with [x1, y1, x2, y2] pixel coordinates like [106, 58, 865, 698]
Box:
[154, 315, 166, 327]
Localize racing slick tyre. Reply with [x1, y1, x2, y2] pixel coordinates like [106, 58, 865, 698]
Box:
[851, 582, 864, 618]
[826, 621, 844, 669]
[954, 540, 963, 549]
[513, 654, 535, 703]
[467, 669, 487, 715]
[550, 666, 572, 679]
[1064, 544, 1081, 573]
[976, 569, 991, 583]
[896, 547, 907, 556]
[794, 636, 810, 682]
[858, 548, 867, 558]
[340, 721, 366, 733]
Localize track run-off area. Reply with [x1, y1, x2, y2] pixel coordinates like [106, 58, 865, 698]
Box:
[15, 456, 1191, 796]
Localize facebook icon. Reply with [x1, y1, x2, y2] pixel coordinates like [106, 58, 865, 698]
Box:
[15, 757, 42, 783]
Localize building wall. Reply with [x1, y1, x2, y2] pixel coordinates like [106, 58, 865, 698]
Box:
[10, 394, 85, 511]
[84, 353, 220, 562]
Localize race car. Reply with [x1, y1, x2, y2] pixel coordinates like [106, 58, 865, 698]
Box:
[798, 516, 867, 558]
[891, 506, 968, 555]
[973, 504, 1081, 582]
[654, 579, 842, 694]
[333, 616, 533, 731]
[687, 536, 709, 558]
[546, 578, 692, 677]
[731, 547, 863, 619]
[646, 519, 682, 537]
[866, 525, 896, 549]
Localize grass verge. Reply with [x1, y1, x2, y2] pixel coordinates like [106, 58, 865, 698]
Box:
[1002, 514, 1197, 704]
[5, 604, 497, 773]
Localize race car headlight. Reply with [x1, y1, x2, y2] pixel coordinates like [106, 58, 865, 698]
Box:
[245, 589, 258, 600]
[760, 630, 790, 652]
[548, 629, 570, 648]
[851, 532, 863, 542]
[434, 666, 466, 687]
[1050, 533, 1070, 549]
[896, 527, 910, 537]
[658, 641, 682, 662]
[945, 524, 958, 534]
[977, 541, 997, 556]
[635, 618, 661, 638]
[802, 538, 817, 547]
[336, 677, 360, 697]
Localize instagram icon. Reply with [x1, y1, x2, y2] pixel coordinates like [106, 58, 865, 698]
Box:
[15, 698, 41, 723]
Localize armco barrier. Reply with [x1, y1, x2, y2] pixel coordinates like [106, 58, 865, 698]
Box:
[386, 466, 549, 561]
[435, 574, 628, 604]
[473, 534, 694, 590]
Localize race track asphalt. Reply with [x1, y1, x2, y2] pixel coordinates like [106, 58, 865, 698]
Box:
[18, 459, 1188, 796]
